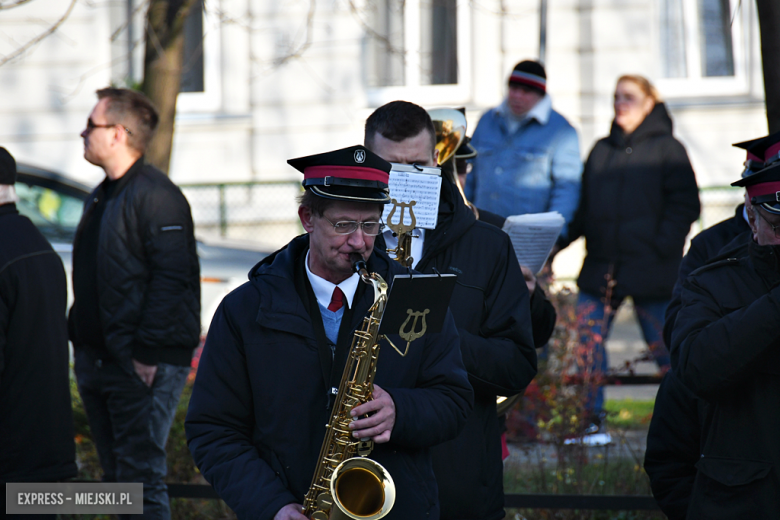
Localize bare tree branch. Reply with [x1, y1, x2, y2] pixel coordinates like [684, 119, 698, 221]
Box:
[0, 0, 78, 66]
[111, 0, 151, 42]
[347, 0, 405, 58]
[0, 0, 36, 10]
[272, 0, 316, 67]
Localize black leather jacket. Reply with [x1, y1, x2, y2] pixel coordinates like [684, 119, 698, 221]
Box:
[69, 158, 200, 370]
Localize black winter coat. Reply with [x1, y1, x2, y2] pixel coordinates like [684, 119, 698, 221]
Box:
[476, 206, 557, 349]
[185, 235, 474, 520]
[377, 180, 538, 520]
[0, 204, 76, 483]
[663, 205, 751, 348]
[69, 159, 200, 370]
[672, 239, 780, 518]
[644, 370, 706, 520]
[566, 104, 700, 300]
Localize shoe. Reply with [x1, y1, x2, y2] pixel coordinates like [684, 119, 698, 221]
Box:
[563, 412, 612, 446]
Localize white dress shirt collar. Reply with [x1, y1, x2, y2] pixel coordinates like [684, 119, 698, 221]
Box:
[305, 250, 360, 309]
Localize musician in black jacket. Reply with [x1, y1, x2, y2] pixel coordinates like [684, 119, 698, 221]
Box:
[661, 134, 780, 349]
[646, 133, 780, 517]
[186, 146, 473, 520]
[365, 101, 537, 520]
[670, 160, 780, 519]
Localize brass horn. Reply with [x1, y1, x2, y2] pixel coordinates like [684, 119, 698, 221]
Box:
[427, 108, 479, 218]
[428, 107, 467, 166]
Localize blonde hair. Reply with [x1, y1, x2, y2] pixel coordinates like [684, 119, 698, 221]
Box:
[617, 75, 662, 104]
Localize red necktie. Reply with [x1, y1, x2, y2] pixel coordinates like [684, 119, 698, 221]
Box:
[328, 287, 345, 312]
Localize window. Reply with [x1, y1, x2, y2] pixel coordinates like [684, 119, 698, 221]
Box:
[365, 0, 470, 105]
[181, 0, 205, 93]
[657, 0, 747, 95]
[176, 1, 222, 112]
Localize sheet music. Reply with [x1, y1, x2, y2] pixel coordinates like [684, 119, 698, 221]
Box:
[502, 212, 565, 274]
[382, 167, 442, 230]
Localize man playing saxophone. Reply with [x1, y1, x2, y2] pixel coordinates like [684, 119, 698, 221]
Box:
[185, 146, 473, 520]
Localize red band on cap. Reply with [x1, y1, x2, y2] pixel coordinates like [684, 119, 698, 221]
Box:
[765, 142, 780, 161]
[303, 165, 388, 183]
[747, 181, 780, 200]
[747, 151, 762, 162]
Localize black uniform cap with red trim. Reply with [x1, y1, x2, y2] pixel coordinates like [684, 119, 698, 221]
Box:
[288, 145, 391, 203]
[732, 150, 780, 216]
[732, 131, 780, 180]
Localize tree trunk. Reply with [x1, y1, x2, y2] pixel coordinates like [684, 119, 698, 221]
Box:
[756, 0, 780, 133]
[142, 0, 198, 174]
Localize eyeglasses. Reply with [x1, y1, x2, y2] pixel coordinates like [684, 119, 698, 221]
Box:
[86, 118, 133, 135]
[754, 207, 780, 238]
[322, 215, 384, 236]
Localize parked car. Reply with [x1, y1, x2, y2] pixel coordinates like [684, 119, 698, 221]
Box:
[14, 163, 269, 332]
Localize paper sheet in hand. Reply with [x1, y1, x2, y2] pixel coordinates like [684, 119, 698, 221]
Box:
[381, 163, 442, 230]
[502, 211, 565, 274]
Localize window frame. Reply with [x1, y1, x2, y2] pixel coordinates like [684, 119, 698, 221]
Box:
[177, 5, 222, 112]
[366, 0, 472, 107]
[655, 0, 751, 98]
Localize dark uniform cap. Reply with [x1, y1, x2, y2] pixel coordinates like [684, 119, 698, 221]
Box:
[454, 136, 477, 160]
[288, 145, 391, 204]
[0, 147, 17, 185]
[733, 131, 780, 178]
[731, 157, 780, 215]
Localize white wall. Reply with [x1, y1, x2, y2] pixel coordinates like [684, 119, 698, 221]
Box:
[0, 0, 769, 191]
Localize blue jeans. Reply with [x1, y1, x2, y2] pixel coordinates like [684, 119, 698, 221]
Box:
[75, 349, 189, 520]
[576, 292, 670, 415]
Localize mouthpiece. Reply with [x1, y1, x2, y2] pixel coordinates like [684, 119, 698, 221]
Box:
[350, 253, 367, 274]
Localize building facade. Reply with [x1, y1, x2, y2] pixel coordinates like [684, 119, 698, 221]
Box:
[0, 0, 764, 255]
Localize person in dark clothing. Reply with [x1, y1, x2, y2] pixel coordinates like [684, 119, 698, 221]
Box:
[0, 148, 77, 497]
[365, 101, 538, 520]
[454, 136, 557, 350]
[71, 88, 200, 520]
[186, 145, 473, 520]
[560, 75, 700, 421]
[671, 161, 780, 519]
[644, 369, 705, 520]
[660, 134, 780, 348]
[645, 133, 780, 517]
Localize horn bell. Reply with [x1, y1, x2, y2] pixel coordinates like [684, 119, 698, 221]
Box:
[428, 108, 467, 165]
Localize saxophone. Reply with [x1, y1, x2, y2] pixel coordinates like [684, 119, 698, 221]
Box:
[302, 254, 396, 520]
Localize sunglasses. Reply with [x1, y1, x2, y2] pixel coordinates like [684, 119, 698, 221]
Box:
[86, 118, 133, 136]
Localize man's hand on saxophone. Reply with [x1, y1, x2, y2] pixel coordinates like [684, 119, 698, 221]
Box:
[349, 384, 396, 443]
[273, 503, 307, 520]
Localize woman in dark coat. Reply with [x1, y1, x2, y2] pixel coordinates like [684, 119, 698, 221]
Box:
[562, 75, 700, 422]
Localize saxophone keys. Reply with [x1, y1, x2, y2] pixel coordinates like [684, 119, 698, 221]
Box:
[315, 492, 334, 511]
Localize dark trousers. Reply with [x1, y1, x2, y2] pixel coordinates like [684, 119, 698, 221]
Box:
[74, 348, 189, 520]
[576, 292, 670, 414]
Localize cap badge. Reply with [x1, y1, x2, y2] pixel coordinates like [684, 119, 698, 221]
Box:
[354, 149, 366, 164]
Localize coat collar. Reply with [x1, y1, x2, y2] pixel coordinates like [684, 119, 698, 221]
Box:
[0, 202, 17, 217]
[249, 234, 388, 339]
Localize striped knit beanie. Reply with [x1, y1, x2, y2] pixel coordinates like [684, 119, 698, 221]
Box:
[508, 60, 546, 94]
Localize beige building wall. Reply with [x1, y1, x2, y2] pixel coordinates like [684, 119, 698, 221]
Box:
[0, 0, 768, 257]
